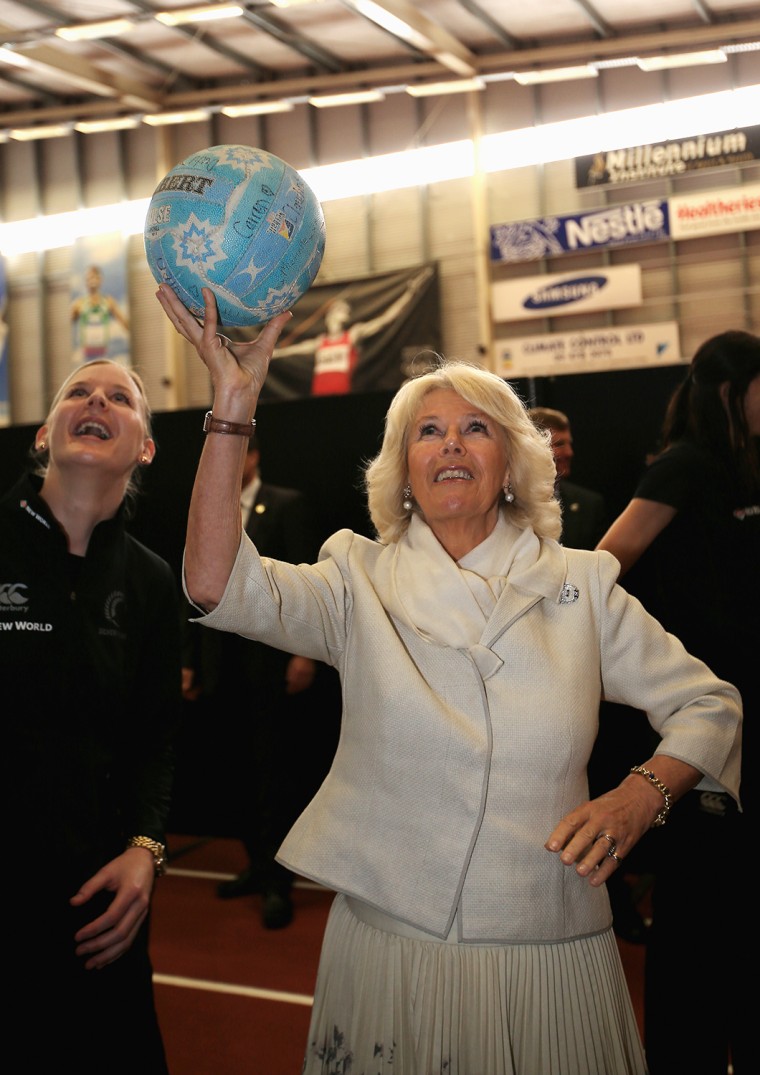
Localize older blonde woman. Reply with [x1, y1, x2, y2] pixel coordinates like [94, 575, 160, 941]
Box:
[3, 359, 181, 1074]
[158, 284, 741, 1075]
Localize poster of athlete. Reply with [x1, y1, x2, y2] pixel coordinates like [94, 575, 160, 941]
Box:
[240, 262, 441, 403]
[70, 234, 131, 366]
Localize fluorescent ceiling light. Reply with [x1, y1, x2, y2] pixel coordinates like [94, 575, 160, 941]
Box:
[155, 4, 244, 26]
[637, 50, 727, 72]
[480, 84, 760, 172]
[301, 140, 475, 201]
[142, 110, 210, 126]
[267, 0, 319, 7]
[2, 83, 759, 255]
[75, 117, 140, 134]
[9, 124, 71, 141]
[308, 89, 385, 107]
[0, 200, 151, 257]
[351, 1, 429, 50]
[0, 47, 32, 69]
[221, 100, 294, 117]
[406, 77, 485, 97]
[514, 65, 598, 86]
[723, 41, 760, 54]
[55, 19, 135, 41]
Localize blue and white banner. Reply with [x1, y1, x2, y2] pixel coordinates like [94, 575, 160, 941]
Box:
[496, 321, 681, 378]
[491, 264, 642, 322]
[490, 200, 669, 263]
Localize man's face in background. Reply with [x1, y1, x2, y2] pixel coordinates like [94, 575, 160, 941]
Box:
[549, 426, 574, 480]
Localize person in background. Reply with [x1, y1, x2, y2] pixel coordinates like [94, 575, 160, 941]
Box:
[598, 329, 759, 1075]
[2, 359, 182, 1074]
[528, 405, 608, 549]
[157, 282, 741, 1075]
[529, 404, 649, 944]
[71, 264, 130, 363]
[180, 432, 323, 929]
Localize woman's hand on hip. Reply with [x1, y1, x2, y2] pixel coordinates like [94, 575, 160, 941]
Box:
[544, 782, 657, 887]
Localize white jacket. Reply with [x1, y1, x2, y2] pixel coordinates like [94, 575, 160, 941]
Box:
[192, 525, 741, 943]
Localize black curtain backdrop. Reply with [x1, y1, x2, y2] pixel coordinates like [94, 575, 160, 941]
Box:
[0, 363, 687, 584]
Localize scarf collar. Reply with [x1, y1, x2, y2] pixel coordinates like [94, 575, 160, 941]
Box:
[374, 512, 541, 661]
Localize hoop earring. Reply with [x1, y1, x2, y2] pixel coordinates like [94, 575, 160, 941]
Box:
[504, 482, 515, 504]
[402, 485, 413, 511]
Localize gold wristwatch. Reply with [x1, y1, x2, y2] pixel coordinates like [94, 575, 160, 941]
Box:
[126, 835, 167, 876]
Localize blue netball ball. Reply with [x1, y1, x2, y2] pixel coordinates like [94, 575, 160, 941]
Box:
[144, 144, 326, 327]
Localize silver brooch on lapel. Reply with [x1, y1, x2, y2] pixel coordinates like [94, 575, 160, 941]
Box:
[559, 582, 579, 604]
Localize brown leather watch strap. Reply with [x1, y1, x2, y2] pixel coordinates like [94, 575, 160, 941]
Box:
[203, 411, 256, 437]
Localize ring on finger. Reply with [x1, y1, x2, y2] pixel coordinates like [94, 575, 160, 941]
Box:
[597, 833, 617, 854]
[607, 849, 621, 863]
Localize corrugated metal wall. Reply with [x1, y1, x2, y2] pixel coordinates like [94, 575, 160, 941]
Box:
[1, 56, 758, 423]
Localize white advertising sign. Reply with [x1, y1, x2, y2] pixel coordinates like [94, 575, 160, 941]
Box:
[491, 264, 642, 322]
[669, 182, 760, 240]
[495, 322, 682, 378]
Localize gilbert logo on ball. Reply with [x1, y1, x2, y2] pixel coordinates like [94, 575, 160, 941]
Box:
[144, 144, 326, 327]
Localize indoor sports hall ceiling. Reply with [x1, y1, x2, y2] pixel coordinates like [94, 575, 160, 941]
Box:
[0, 1, 758, 137]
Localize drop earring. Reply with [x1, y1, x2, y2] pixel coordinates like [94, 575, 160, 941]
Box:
[402, 485, 413, 511]
[504, 482, 515, 504]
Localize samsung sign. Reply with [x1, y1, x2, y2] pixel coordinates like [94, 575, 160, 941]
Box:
[492, 265, 642, 322]
[523, 275, 608, 310]
[490, 200, 669, 263]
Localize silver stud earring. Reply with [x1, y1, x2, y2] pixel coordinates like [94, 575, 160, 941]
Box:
[402, 485, 413, 511]
[504, 482, 515, 503]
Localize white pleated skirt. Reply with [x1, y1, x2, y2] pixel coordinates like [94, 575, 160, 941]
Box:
[302, 894, 647, 1075]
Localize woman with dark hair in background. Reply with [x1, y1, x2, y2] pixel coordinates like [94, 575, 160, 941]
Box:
[2, 359, 182, 1074]
[158, 282, 742, 1075]
[599, 330, 759, 1074]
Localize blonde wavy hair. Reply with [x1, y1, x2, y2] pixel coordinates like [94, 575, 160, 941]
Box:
[365, 360, 561, 545]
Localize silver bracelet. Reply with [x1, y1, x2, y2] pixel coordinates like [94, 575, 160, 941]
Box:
[630, 765, 673, 827]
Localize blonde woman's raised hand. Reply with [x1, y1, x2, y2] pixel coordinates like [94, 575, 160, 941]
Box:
[156, 284, 292, 402]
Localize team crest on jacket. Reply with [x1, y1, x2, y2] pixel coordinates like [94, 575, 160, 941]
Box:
[104, 591, 125, 629]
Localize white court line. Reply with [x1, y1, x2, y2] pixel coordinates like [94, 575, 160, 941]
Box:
[153, 973, 314, 1007]
[165, 867, 327, 891]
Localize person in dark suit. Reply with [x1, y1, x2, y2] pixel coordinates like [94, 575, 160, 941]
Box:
[529, 405, 650, 944]
[180, 433, 328, 929]
[528, 407, 608, 550]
